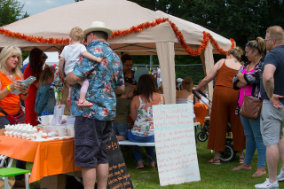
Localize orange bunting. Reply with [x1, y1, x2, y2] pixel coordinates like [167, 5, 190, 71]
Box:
[0, 18, 235, 55]
[0, 28, 70, 45]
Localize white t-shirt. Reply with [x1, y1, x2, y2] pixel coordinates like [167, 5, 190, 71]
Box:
[60, 43, 86, 74]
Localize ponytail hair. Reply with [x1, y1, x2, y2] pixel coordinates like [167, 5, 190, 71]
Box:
[246, 37, 266, 58]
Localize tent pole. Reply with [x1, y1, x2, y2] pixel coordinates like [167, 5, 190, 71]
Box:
[156, 42, 176, 104]
[202, 42, 214, 100]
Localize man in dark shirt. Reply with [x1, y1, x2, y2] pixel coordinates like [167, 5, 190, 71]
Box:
[255, 25, 284, 189]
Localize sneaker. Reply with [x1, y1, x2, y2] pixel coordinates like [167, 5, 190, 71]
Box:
[277, 169, 284, 182]
[255, 178, 279, 189]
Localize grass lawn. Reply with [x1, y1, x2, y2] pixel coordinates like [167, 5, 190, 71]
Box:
[22, 139, 284, 189]
[123, 141, 284, 189]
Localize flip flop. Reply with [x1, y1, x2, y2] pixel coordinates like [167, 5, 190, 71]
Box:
[208, 158, 221, 165]
[232, 164, 252, 171]
[77, 99, 93, 107]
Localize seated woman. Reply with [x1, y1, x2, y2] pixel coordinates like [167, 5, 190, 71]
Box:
[176, 77, 194, 104]
[128, 74, 165, 169]
[176, 77, 196, 120]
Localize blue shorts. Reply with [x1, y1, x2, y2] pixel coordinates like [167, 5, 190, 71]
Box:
[74, 116, 112, 168]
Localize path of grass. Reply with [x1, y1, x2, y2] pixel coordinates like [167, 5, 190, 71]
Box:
[124, 141, 284, 189]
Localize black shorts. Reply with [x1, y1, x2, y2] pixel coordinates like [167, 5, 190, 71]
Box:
[74, 116, 112, 168]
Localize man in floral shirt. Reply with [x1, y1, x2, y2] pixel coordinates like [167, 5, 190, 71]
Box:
[66, 21, 124, 189]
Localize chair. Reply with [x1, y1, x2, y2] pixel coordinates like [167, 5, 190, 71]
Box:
[0, 167, 30, 189]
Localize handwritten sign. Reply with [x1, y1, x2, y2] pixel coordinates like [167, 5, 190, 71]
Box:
[106, 132, 133, 189]
[153, 104, 200, 186]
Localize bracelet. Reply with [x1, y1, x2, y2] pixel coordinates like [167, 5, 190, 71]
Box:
[7, 85, 12, 92]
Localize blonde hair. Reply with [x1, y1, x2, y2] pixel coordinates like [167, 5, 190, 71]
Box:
[246, 37, 266, 58]
[0, 46, 23, 77]
[39, 67, 54, 85]
[227, 46, 243, 61]
[181, 77, 193, 92]
[69, 27, 84, 42]
[266, 25, 284, 42]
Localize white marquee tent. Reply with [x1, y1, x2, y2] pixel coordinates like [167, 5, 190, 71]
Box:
[0, 0, 235, 103]
[23, 52, 59, 66]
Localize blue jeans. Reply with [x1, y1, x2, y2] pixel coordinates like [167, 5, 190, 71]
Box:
[128, 131, 155, 163]
[113, 123, 128, 139]
[240, 115, 266, 168]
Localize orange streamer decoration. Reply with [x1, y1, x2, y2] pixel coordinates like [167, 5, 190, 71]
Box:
[0, 18, 235, 55]
[0, 28, 70, 45]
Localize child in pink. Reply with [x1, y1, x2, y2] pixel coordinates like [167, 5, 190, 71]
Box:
[59, 27, 102, 107]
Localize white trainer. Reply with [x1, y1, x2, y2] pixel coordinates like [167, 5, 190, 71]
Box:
[277, 169, 284, 182]
[255, 178, 279, 189]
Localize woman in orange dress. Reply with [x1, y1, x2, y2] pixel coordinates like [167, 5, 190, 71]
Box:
[194, 47, 246, 164]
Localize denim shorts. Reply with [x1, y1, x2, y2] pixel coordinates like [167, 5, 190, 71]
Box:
[74, 116, 112, 168]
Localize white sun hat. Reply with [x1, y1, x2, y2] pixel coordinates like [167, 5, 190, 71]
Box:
[84, 21, 113, 38]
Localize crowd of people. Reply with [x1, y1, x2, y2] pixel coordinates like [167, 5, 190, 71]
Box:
[0, 21, 283, 189]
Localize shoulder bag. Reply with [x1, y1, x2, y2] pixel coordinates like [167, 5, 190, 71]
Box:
[239, 88, 262, 120]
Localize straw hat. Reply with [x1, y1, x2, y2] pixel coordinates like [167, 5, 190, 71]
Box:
[84, 21, 112, 38]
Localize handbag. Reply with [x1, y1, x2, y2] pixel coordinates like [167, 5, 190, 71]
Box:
[0, 107, 26, 124]
[239, 88, 262, 119]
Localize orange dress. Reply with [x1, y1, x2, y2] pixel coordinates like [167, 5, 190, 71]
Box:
[207, 64, 245, 152]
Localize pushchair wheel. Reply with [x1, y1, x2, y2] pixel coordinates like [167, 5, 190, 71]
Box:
[220, 142, 236, 162]
[197, 131, 208, 142]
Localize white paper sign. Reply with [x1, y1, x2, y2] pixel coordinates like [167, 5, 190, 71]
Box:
[153, 103, 200, 186]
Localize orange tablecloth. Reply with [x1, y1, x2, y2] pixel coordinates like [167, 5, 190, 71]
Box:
[0, 136, 80, 183]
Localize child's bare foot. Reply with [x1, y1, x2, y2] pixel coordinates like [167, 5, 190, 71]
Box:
[77, 99, 93, 107]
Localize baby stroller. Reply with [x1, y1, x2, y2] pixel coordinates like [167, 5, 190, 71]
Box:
[193, 90, 236, 162]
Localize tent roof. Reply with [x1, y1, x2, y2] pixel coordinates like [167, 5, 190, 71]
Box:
[0, 0, 233, 55]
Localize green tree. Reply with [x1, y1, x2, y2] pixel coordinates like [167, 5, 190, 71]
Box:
[130, 0, 284, 48]
[0, 0, 28, 27]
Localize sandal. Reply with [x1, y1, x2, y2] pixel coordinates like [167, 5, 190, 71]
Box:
[77, 99, 93, 107]
[208, 158, 221, 165]
[135, 161, 144, 169]
[232, 164, 252, 171]
[252, 168, 266, 178]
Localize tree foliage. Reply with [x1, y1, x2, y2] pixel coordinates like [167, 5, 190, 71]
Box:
[130, 0, 284, 48]
[0, 0, 28, 27]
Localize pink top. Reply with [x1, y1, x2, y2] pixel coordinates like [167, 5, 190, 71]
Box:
[238, 67, 254, 107]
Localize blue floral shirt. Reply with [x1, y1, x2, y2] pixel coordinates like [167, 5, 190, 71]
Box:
[71, 40, 124, 121]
